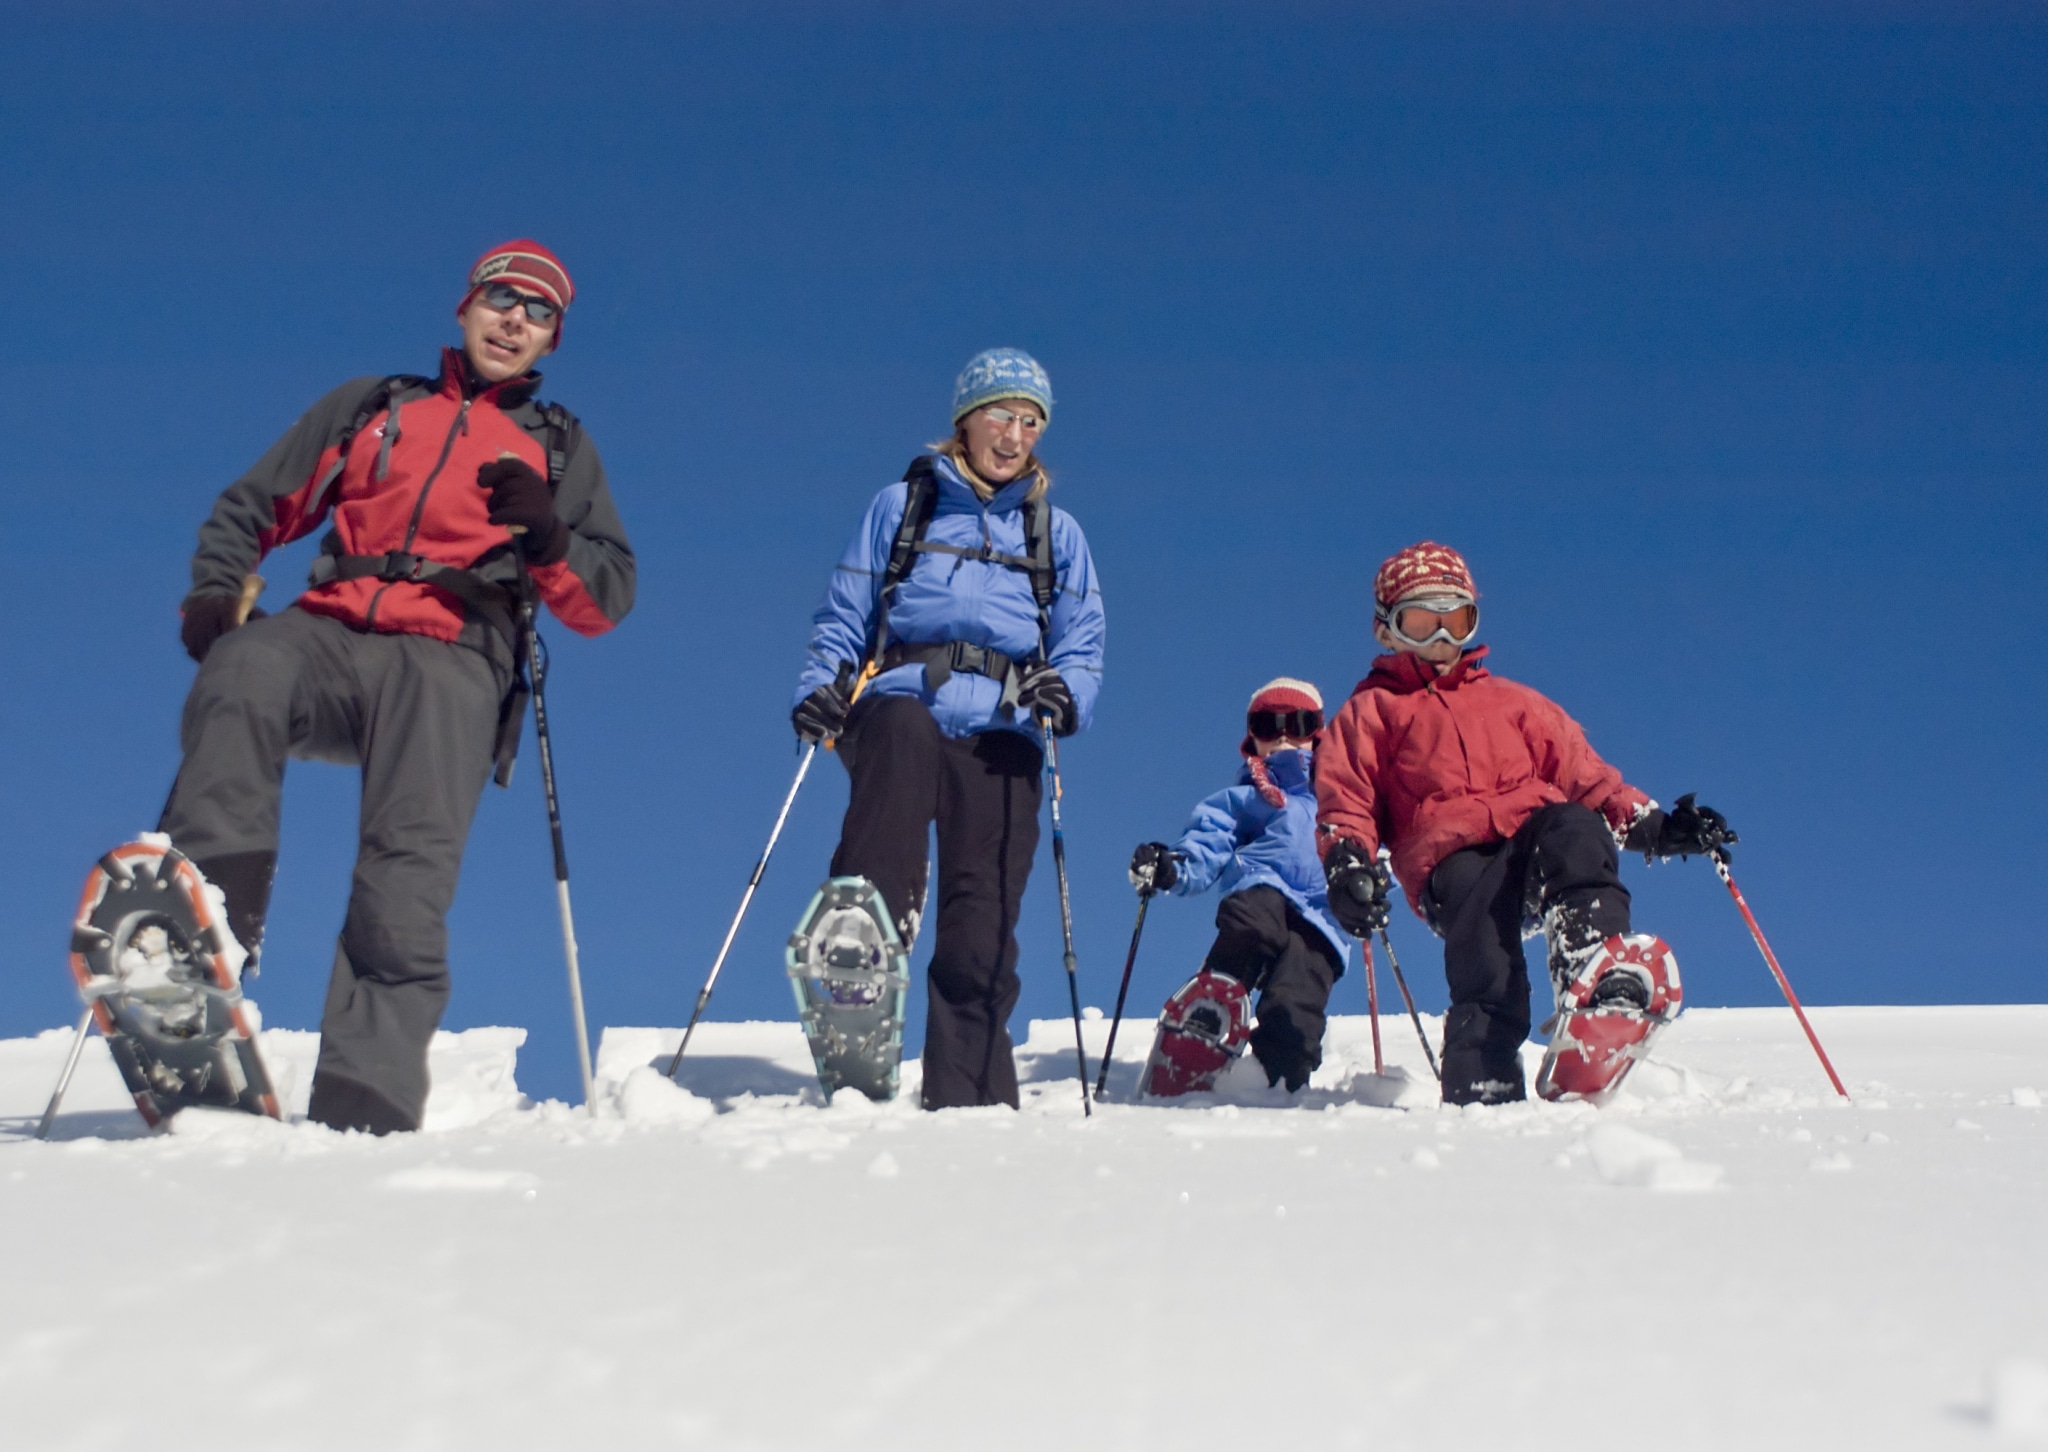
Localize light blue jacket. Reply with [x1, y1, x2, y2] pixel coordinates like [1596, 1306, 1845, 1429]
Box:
[794, 454, 1106, 741]
[1170, 749, 1350, 964]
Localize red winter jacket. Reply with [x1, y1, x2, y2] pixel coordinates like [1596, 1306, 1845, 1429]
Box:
[187, 349, 634, 657]
[1315, 647, 1650, 916]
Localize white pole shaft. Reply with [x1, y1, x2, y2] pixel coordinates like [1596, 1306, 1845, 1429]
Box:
[35, 1006, 96, 1141]
[555, 878, 594, 1108]
[666, 744, 817, 1079]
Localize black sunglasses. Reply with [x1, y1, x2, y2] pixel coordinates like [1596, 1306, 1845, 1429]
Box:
[478, 281, 559, 325]
[1248, 708, 1323, 741]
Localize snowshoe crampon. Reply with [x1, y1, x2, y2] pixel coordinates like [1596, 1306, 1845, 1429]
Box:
[1536, 933, 1681, 1102]
[69, 836, 279, 1128]
[786, 876, 908, 1103]
[1138, 970, 1253, 1099]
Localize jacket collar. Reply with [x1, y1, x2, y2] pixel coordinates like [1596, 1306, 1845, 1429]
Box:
[932, 452, 1034, 513]
[1239, 747, 1314, 794]
[1358, 644, 1492, 696]
[437, 346, 542, 408]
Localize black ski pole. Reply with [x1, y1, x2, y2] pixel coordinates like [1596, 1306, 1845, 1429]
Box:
[521, 595, 596, 1108]
[667, 661, 877, 1080]
[1040, 719, 1092, 1116]
[1093, 888, 1153, 1100]
[665, 742, 820, 1080]
[1376, 926, 1440, 1083]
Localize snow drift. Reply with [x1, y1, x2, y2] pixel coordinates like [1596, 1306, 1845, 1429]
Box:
[2, 1005, 2044, 1450]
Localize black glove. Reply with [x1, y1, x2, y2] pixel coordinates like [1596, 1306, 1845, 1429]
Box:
[792, 663, 855, 745]
[1129, 842, 1179, 894]
[179, 592, 264, 664]
[1625, 793, 1738, 861]
[476, 457, 568, 564]
[1015, 663, 1077, 736]
[1324, 839, 1392, 937]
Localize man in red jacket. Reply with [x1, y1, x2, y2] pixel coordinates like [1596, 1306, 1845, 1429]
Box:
[1315, 542, 1730, 1104]
[159, 240, 634, 1133]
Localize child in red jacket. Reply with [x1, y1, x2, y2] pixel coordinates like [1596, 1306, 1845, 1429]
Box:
[1314, 542, 1735, 1105]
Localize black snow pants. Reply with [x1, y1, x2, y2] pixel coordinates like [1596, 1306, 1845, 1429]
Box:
[1422, 801, 1632, 1105]
[158, 607, 508, 1133]
[831, 694, 1042, 1110]
[1199, 885, 1344, 1091]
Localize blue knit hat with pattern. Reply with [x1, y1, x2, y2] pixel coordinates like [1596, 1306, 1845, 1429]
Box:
[951, 348, 1054, 425]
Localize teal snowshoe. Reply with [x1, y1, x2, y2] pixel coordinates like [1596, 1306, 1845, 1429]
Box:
[787, 876, 910, 1102]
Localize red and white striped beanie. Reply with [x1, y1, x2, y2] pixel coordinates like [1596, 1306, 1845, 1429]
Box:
[1247, 677, 1323, 718]
[457, 239, 575, 350]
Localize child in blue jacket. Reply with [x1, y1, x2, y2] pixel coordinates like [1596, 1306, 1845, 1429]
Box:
[1129, 679, 1350, 1094]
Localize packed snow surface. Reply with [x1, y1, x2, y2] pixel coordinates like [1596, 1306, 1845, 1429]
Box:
[3, 1005, 2045, 1449]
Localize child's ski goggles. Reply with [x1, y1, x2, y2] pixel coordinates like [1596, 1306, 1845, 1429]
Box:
[1379, 595, 1480, 649]
[1247, 707, 1324, 741]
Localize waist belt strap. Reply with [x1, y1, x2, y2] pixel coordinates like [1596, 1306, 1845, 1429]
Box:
[307, 550, 520, 651]
[880, 639, 1024, 696]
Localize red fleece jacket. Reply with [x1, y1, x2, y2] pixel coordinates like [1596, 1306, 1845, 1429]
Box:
[1314, 646, 1649, 916]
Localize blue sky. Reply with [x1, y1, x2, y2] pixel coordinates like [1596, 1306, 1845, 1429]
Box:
[3, 4, 2042, 1104]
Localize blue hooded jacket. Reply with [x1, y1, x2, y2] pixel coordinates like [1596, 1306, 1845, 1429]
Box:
[1169, 748, 1350, 964]
[794, 454, 1106, 741]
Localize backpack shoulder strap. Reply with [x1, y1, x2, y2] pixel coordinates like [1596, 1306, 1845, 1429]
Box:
[865, 456, 941, 660]
[1021, 493, 1057, 649]
[309, 374, 428, 514]
[882, 456, 941, 597]
[538, 401, 579, 488]
[1022, 495, 1056, 612]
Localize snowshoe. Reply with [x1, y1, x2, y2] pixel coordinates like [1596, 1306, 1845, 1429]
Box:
[1535, 933, 1681, 1101]
[786, 876, 909, 1102]
[1137, 970, 1253, 1099]
[68, 836, 280, 1128]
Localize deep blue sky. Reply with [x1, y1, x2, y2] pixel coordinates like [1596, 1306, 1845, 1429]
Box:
[4, 4, 2042, 1104]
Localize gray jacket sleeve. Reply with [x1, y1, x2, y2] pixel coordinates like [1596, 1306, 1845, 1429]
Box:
[187, 376, 386, 603]
[529, 417, 635, 634]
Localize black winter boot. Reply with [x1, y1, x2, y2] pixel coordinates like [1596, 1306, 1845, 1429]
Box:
[193, 850, 277, 971]
[308, 1074, 417, 1135]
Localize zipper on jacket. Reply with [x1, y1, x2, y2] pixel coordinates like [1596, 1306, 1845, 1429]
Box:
[364, 398, 474, 630]
[1428, 680, 1480, 786]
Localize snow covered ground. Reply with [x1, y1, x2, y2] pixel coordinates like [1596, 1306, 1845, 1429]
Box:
[3, 1003, 2045, 1450]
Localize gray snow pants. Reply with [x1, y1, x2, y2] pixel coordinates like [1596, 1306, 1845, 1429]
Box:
[158, 607, 508, 1130]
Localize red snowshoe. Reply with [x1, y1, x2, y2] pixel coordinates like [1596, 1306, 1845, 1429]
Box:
[1536, 933, 1681, 1101]
[1138, 970, 1253, 1099]
[68, 837, 280, 1128]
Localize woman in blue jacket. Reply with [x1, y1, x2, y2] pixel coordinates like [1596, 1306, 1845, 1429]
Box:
[1129, 679, 1349, 1094]
[791, 349, 1106, 1109]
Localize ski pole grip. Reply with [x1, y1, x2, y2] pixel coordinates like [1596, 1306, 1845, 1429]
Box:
[233, 574, 265, 626]
[823, 659, 880, 755]
[492, 450, 528, 535]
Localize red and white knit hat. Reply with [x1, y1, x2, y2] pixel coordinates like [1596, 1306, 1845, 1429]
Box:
[1374, 541, 1477, 610]
[457, 239, 575, 351]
